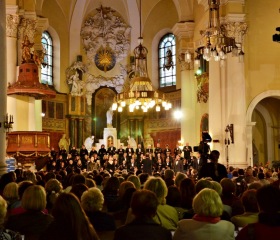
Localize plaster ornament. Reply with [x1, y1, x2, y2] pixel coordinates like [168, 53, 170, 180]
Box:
[6, 14, 20, 38]
[81, 5, 131, 68]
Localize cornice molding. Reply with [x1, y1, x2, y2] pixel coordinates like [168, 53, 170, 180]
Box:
[172, 22, 195, 40]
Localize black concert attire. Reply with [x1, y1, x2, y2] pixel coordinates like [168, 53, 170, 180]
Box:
[135, 147, 144, 168]
[154, 147, 162, 157]
[117, 147, 125, 164]
[89, 149, 98, 158]
[126, 147, 134, 162]
[163, 147, 171, 157]
[107, 146, 116, 156]
[183, 145, 192, 160]
[98, 146, 107, 167]
[174, 147, 182, 157]
[79, 147, 88, 161]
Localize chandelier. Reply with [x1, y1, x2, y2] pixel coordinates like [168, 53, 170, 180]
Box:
[198, 0, 241, 62]
[111, 0, 171, 113]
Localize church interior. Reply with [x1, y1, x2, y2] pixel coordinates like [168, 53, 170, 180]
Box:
[1, 0, 280, 172]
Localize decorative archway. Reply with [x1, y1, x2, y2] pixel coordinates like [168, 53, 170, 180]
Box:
[246, 90, 280, 166]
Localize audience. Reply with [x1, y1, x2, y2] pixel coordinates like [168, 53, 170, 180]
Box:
[173, 188, 235, 240]
[6, 185, 53, 240]
[114, 190, 172, 240]
[236, 185, 280, 240]
[40, 192, 99, 240]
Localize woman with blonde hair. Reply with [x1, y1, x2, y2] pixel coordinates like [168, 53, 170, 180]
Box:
[45, 179, 63, 213]
[0, 195, 21, 239]
[173, 188, 234, 240]
[6, 185, 53, 239]
[40, 192, 99, 240]
[3, 182, 19, 211]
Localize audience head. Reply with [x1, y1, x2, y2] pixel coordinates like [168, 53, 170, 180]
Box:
[144, 177, 168, 205]
[179, 178, 196, 209]
[22, 185, 46, 211]
[166, 186, 181, 207]
[70, 183, 88, 201]
[18, 181, 34, 199]
[0, 196, 7, 225]
[211, 181, 222, 196]
[119, 181, 135, 198]
[241, 189, 259, 213]
[85, 178, 96, 188]
[256, 185, 280, 213]
[81, 188, 104, 212]
[3, 182, 19, 202]
[72, 174, 86, 186]
[174, 172, 187, 188]
[127, 175, 141, 190]
[193, 188, 223, 217]
[103, 176, 120, 194]
[164, 169, 175, 180]
[220, 178, 236, 196]
[195, 179, 213, 194]
[45, 179, 63, 194]
[209, 150, 220, 162]
[131, 190, 159, 218]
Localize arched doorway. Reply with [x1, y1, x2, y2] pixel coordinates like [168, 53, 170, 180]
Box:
[246, 90, 280, 167]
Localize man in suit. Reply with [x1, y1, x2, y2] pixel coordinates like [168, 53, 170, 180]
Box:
[173, 154, 183, 174]
[145, 144, 153, 155]
[191, 151, 204, 171]
[135, 144, 144, 168]
[126, 144, 134, 162]
[107, 143, 116, 156]
[183, 142, 192, 161]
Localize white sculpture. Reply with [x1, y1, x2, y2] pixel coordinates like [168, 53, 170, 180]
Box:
[84, 136, 94, 152]
[106, 107, 113, 127]
[127, 136, 137, 149]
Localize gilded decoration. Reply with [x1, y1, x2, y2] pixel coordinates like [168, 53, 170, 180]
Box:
[196, 73, 209, 103]
[6, 14, 20, 38]
[42, 119, 65, 130]
[178, 53, 194, 71]
[221, 22, 248, 44]
[80, 5, 131, 68]
[94, 45, 116, 72]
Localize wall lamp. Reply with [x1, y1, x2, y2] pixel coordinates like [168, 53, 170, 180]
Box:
[0, 114, 14, 132]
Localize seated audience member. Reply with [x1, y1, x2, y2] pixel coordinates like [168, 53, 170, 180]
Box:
[173, 188, 235, 240]
[114, 190, 172, 240]
[231, 189, 259, 228]
[236, 185, 280, 240]
[0, 195, 21, 239]
[220, 178, 244, 217]
[70, 183, 88, 201]
[127, 175, 141, 190]
[164, 169, 175, 187]
[198, 150, 228, 182]
[45, 179, 63, 214]
[3, 182, 19, 211]
[81, 188, 116, 232]
[126, 177, 178, 231]
[102, 176, 120, 212]
[180, 178, 196, 219]
[40, 193, 99, 240]
[174, 172, 187, 188]
[6, 185, 53, 240]
[8, 181, 34, 216]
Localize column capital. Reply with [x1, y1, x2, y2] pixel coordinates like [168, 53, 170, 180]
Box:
[172, 22, 195, 41]
[6, 14, 20, 38]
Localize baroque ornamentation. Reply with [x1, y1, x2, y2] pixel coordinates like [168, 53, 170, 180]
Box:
[196, 73, 209, 103]
[18, 17, 37, 42]
[66, 61, 89, 97]
[80, 5, 131, 68]
[84, 73, 126, 105]
[221, 22, 248, 44]
[6, 14, 20, 38]
[178, 54, 194, 71]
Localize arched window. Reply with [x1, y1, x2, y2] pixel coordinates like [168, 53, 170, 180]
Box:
[158, 33, 176, 88]
[41, 31, 53, 85]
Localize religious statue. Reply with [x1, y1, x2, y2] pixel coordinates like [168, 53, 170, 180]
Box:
[58, 134, 70, 151]
[68, 71, 84, 96]
[21, 35, 34, 63]
[106, 107, 113, 127]
[127, 136, 137, 149]
[84, 136, 95, 152]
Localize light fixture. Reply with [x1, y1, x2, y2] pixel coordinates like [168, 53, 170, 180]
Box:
[112, 0, 171, 113]
[0, 114, 14, 133]
[199, 0, 241, 62]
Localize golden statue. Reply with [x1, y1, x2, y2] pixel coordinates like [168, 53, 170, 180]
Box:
[21, 35, 34, 63]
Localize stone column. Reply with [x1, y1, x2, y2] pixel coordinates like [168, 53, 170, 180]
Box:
[172, 22, 197, 147]
[208, 60, 224, 156]
[0, 0, 7, 174]
[77, 118, 84, 148]
[6, 7, 19, 131]
[69, 117, 75, 149]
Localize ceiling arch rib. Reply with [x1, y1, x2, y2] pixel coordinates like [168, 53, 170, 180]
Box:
[173, 0, 194, 21]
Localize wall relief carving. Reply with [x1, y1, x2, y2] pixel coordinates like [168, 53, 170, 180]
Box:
[196, 73, 209, 103]
[80, 5, 131, 71]
[6, 14, 20, 38]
